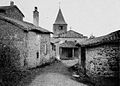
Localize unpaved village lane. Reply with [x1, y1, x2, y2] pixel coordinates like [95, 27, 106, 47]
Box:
[29, 72, 88, 86]
[29, 60, 88, 86]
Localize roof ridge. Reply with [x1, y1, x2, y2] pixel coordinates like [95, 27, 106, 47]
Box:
[0, 15, 51, 33]
[58, 30, 88, 38]
[0, 5, 24, 17]
[68, 30, 83, 35]
[80, 30, 120, 46]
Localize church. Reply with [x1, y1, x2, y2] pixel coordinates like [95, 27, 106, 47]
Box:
[51, 8, 88, 60]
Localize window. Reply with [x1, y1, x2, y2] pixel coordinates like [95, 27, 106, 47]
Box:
[59, 26, 63, 30]
[36, 52, 39, 59]
[44, 44, 47, 55]
[52, 44, 56, 51]
[0, 9, 5, 13]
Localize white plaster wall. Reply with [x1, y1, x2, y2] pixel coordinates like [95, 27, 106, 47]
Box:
[56, 43, 60, 60]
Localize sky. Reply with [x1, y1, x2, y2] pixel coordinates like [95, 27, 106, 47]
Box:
[0, 0, 120, 37]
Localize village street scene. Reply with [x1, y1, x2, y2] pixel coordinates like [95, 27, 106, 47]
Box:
[0, 1, 119, 86]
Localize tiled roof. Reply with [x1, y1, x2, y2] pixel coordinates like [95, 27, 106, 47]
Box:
[60, 41, 78, 48]
[80, 30, 120, 47]
[0, 15, 51, 33]
[59, 30, 88, 38]
[54, 9, 67, 24]
[0, 5, 24, 17]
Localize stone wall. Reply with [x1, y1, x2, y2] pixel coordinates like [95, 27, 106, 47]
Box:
[26, 32, 41, 68]
[50, 43, 56, 59]
[0, 7, 24, 21]
[85, 44, 119, 78]
[7, 7, 23, 21]
[40, 34, 51, 63]
[0, 19, 27, 70]
[26, 32, 52, 68]
[53, 24, 67, 37]
[0, 18, 52, 70]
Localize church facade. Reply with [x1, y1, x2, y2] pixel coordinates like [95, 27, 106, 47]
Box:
[51, 8, 88, 60]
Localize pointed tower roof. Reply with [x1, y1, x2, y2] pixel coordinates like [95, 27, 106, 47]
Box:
[54, 8, 67, 24]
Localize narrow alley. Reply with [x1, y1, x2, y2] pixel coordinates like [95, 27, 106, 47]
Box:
[17, 60, 90, 86]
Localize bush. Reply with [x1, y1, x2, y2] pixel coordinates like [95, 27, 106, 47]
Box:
[0, 43, 21, 72]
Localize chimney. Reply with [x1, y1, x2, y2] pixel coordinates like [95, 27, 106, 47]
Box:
[33, 7, 39, 26]
[10, 1, 14, 6]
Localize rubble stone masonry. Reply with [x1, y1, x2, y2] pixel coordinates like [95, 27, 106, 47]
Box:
[40, 34, 51, 64]
[85, 44, 119, 78]
[0, 19, 27, 70]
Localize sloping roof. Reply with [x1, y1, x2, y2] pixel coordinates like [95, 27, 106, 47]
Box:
[80, 30, 120, 47]
[50, 37, 60, 43]
[54, 9, 67, 24]
[59, 30, 88, 38]
[0, 5, 24, 17]
[60, 41, 78, 48]
[0, 15, 51, 33]
[24, 21, 52, 33]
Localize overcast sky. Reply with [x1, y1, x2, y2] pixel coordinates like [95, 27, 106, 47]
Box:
[0, 0, 120, 37]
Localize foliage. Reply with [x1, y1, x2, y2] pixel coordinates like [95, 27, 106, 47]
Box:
[0, 43, 21, 72]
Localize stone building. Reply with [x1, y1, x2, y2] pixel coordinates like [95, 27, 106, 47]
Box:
[76, 30, 120, 83]
[51, 8, 88, 60]
[0, 2, 52, 70]
[0, 1, 24, 21]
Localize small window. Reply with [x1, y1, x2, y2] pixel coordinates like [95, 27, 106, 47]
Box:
[59, 26, 63, 30]
[52, 44, 56, 51]
[44, 44, 47, 55]
[0, 9, 5, 13]
[36, 52, 39, 59]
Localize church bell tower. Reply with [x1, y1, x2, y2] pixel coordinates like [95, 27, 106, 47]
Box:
[53, 8, 67, 37]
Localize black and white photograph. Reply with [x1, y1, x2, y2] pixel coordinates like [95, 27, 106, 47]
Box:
[0, 0, 119, 86]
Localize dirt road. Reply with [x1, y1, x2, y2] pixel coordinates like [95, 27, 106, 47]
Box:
[29, 60, 88, 86]
[29, 72, 87, 86]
